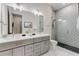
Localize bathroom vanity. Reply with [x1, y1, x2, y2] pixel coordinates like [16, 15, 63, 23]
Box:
[0, 34, 50, 56]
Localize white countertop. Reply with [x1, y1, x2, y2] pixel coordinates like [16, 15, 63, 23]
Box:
[0, 34, 50, 44]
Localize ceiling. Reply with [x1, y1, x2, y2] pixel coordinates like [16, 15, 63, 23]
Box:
[49, 3, 71, 11]
[6, 3, 72, 12]
[22, 3, 72, 11]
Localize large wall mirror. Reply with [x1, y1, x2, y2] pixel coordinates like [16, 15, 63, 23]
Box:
[0, 3, 44, 37]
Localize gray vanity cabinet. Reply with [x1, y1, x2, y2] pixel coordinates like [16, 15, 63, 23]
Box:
[33, 42, 41, 56]
[12, 46, 24, 56]
[0, 35, 50, 56]
[25, 44, 33, 56]
[40, 40, 50, 54]
[33, 36, 50, 56]
[0, 50, 12, 56]
[40, 41, 47, 54]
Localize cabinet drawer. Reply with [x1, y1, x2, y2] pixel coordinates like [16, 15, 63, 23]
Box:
[15, 39, 33, 47]
[33, 36, 50, 43]
[41, 36, 50, 41]
[0, 42, 16, 51]
[33, 38, 42, 43]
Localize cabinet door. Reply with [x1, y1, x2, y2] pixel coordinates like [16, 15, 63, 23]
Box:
[25, 44, 33, 56]
[0, 50, 12, 56]
[40, 41, 46, 54]
[40, 40, 50, 54]
[13, 46, 24, 56]
[33, 43, 41, 56]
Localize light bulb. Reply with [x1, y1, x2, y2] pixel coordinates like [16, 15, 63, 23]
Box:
[58, 19, 62, 21]
[39, 12, 43, 15]
[32, 9, 38, 15]
[19, 5, 24, 11]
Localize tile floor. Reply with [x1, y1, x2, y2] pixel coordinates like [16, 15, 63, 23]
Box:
[42, 44, 79, 56]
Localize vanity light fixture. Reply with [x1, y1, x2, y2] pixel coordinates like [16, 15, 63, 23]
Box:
[32, 9, 43, 16]
[13, 4, 17, 10]
[58, 19, 66, 23]
[58, 19, 62, 21]
[39, 12, 43, 15]
[12, 3, 24, 11]
[32, 9, 39, 15]
[6, 3, 43, 15]
[19, 5, 24, 11]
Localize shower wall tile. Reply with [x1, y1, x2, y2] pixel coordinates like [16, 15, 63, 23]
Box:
[55, 4, 79, 48]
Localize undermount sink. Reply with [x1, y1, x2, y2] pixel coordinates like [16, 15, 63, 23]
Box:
[32, 33, 36, 35]
[22, 34, 26, 36]
[21, 33, 36, 37]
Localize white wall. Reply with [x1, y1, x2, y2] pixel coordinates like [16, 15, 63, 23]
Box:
[55, 4, 79, 48]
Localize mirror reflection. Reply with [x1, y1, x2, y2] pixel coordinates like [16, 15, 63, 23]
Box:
[0, 3, 44, 37]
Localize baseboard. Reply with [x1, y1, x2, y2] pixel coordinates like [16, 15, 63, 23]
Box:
[57, 42, 79, 53]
